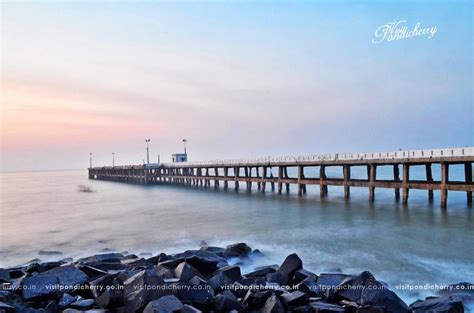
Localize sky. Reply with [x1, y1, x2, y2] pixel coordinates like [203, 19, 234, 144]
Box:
[1, 1, 473, 172]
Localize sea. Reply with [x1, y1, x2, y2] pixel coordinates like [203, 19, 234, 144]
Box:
[0, 168, 473, 307]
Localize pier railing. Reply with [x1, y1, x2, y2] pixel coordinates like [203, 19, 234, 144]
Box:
[161, 147, 474, 167]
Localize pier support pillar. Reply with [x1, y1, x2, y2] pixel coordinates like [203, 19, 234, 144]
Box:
[394, 164, 400, 200]
[284, 167, 290, 193]
[214, 167, 219, 188]
[425, 163, 434, 202]
[343, 165, 351, 199]
[234, 167, 239, 190]
[441, 162, 449, 209]
[465, 162, 472, 205]
[270, 168, 275, 191]
[402, 164, 409, 204]
[297, 165, 304, 195]
[320, 165, 328, 197]
[256, 167, 261, 191]
[278, 166, 283, 194]
[245, 167, 251, 191]
[369, 164, 377, 202]
[261, 167, 267, 192]
[224, 168, 229, 190]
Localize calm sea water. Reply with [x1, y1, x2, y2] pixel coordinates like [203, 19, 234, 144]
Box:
[0, 169, 473, 305]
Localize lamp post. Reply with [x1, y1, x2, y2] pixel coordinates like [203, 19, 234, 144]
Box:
[112, 152, 115, 168]
[182, 139, 187, 154]
[145, 139, 151, 164]
[89, 153, 93, 168]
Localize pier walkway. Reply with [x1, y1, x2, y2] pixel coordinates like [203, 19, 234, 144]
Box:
[88, 147, 474, 208]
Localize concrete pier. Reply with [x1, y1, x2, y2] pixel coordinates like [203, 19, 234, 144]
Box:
[89, 147, 474, 207]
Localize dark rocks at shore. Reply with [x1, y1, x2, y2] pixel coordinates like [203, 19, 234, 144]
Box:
[0, 244, 470, 312]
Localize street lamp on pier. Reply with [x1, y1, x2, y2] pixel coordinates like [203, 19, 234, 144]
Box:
[89, 153, 93, 169]
[145, 139, 151, 164]
[182, 139, 187, 154]
[112, 152, 115, 168]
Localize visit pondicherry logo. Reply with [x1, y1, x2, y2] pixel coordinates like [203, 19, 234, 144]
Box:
[372, 20, 437, 44]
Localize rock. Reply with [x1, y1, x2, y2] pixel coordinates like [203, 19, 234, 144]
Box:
[438, 282, 474, 302]
[7, 267, 25, 279]
[63, 309, 108, 313]
[309, 301, 345, 312]
[296, 277, 319, 297]
[208, 271, 234, 291]
[175, 278, 214, 306]
[144, 295, 183, 313]
[356, 305, 385, 312]
[293, 269, 318, 285]
[261, 294, 285, 313]
[207, 266, 242, 290]
[336, 271, 408, 313]
[58, 293, 77, 308]
[277, 253, 303, 278]
[84, 261, 128, 272]
[409, 296, 464, 313]
[123, 270, 169, 313]
[200, 245, 225, 254]
[249, 249, 265, 259]
[281, 290, 309, 307]
[315, 273, 353, 298]
[213, 290, 242, 311]
[175, 262, 204, 282]
[89, 273, 119, 298]
[243, 290, 273, 309]
[22, 273, 59, 301]
[216, 266, 242, 281]
[155, 264, 176, 279]
[0, 302, 15, 313]
[39, 250, 63, 256]
[70, 298, 95, 309]
[266, 272, 289, 285]
[171, 250, 228, 269]
[96, 289, 122, 309]
[48, 265, 89, 287]
[79, 253, 124, 264]
[0, 269, 10, 283]
[223, 243, 252, 257]
[181, 304, 202, 313]
[245, 265, 277, 277]
[26, 261, 63, 274]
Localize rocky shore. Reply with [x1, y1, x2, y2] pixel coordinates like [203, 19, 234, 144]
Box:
[0, 242, 471, 312]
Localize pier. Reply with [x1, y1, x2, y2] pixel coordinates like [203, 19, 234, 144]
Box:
[88, 147, 474, 208]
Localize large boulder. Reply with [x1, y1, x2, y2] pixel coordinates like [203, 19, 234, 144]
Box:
[223, 243, 252, 258]
[277, 254, 303, 278]
[280, 290, 309, 307]
[213, 290, 242, 311]
[261, 294, 285, 313]
[336, 272, 408, 313]
[22, 265, 88, 301]
[123, 270, 170, 313]
[79, 253, 124, 264]
[245, 265, 277, 278]
[175, 262, 204, 282]
[409, 296, 464, 313]
[22, 273, 58, 301]
[309, 301, 345, 312]
[174, 277, 214, 307]
[243, 290, 273, 309]
[143, 295, 183, 313]
[266, 272, 289, 286]
[315, 273, 353, 298]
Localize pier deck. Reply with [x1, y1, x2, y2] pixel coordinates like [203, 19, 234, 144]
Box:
[88, 147, 474, 208]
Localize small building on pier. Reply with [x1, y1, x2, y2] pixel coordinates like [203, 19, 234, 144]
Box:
[172, 153, 187, 163]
